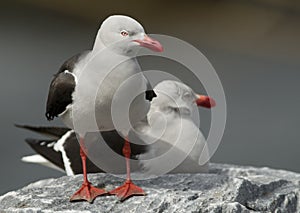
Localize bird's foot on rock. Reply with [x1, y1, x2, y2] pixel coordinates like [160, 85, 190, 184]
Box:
[109, 180, 145, 202]
[70, 182, 107, 203]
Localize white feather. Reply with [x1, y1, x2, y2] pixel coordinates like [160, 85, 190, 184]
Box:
[53, 130, 75, 176]
[21, 155, 64, 173]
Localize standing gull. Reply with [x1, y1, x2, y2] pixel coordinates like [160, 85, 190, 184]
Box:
[45, 15, 163, 202]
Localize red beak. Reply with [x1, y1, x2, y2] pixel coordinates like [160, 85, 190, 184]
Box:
[196, 95, 216, 108]
[134, 35, 163, 52]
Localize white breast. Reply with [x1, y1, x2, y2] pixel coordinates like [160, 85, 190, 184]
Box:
[61, 50, 149, 136]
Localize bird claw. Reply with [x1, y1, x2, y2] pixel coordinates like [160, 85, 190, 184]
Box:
[70, 182, 107, 203]
[109, 180, 145, 202]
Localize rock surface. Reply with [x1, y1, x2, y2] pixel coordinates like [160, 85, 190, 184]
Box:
[0, 163, 300, 213]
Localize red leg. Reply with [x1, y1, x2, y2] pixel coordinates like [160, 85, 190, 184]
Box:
[70, 137, 107, 203]
[109, 137, 145, 201]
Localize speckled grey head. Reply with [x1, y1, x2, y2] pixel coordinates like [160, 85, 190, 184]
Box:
[151, 80, 198, 114]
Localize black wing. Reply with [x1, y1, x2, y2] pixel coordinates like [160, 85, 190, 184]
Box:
[45, 52, 89, 120]
[15, 124, 70, 140]
[25, 138, 65, 170]
[24, 129, 103, 174]
[45, 72, 75, 120]
[19, 125, 149, 174]
[57, 52, 89, 74]
[144, 76, 157, 101]
[62, 133, 103, 174]
[101, 130, 148, 159]
[145, 90, 157, 101]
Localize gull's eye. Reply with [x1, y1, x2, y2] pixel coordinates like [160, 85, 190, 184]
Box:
[120, 30, 129, 36]
[183, 92, 192, 100]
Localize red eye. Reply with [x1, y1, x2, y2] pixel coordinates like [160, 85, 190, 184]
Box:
[121, 30, 129, 36]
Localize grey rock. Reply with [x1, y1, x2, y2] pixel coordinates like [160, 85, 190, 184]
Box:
[0, 163, 299, 213]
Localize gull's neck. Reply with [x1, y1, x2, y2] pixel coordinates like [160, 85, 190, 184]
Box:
[92, 33, 106, 52]
[92, 35, 133, 60]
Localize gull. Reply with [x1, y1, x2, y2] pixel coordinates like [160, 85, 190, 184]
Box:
[45, 15, 163, 202]
[133, 80, 215, 175]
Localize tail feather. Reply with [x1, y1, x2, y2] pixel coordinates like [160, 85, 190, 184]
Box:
[22, 154, 64, 172]
[22, 132, 103, 175]
[15, 124, 70, 139]
[18, 125, 149, 175]
[25, 138, 65, 171]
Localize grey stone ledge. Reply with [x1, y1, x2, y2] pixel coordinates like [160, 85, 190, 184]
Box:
[1, 163, 300, 213]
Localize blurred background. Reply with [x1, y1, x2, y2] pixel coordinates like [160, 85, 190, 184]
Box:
[0, 0, 299, 195]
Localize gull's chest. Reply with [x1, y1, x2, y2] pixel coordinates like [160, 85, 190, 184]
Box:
[67, 57, 147, 132]
[73, 57, 141, 107]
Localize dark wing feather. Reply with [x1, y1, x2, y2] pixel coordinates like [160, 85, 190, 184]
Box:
[145, 90, 157, 101]
[45, 51, 90, 121]
[19, 126, 148, 174]
[57, 52, 89, 74]
[45, 72, 75, 120]
[25, 138, 65, 170]
[144, 76, 157, 101]
[62, 133, 103, 174]
[24, 130, 103, 174]
[101, 130, 148, 159]
[15, 124, 70, 139]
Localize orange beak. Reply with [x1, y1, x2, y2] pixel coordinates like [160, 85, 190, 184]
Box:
[196, 95, 216, 108]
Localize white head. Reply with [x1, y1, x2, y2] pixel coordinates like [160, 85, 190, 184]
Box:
[95, 15, 163, 55]
[149, 80, 216, 117]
